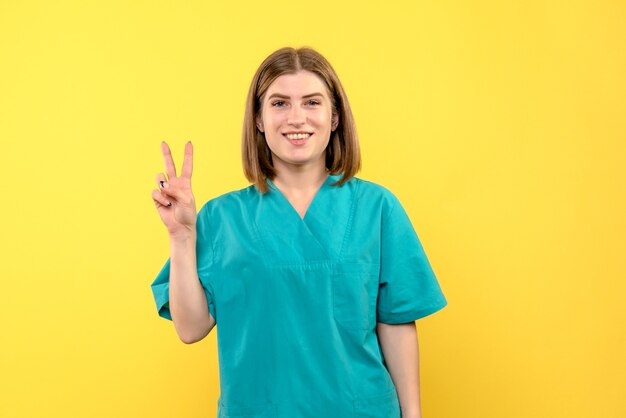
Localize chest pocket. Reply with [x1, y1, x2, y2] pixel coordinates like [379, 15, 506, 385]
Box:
[332, 262, 380, 330]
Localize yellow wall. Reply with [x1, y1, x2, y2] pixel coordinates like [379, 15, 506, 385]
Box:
[1, 1, 624, 417]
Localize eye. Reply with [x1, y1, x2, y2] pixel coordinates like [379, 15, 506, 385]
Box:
[271, 100, 286, 107]
[307, 100, 320, 106]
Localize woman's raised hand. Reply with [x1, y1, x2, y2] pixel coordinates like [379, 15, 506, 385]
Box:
[152, 141, 197, 239]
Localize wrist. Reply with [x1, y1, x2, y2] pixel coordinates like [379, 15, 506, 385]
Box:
[401, 407, 422, 418]
[168, 228, 197, 245]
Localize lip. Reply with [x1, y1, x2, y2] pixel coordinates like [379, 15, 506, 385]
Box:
[284, 133, 312, 146]
[282, 131, 313, 135]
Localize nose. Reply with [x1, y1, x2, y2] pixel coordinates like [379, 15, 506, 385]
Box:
[287, 104, 305, 125]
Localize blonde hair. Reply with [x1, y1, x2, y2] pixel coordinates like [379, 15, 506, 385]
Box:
[242, 47, 361, 193]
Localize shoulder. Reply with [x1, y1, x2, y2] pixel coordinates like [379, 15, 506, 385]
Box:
[347, 176, 401, 213]
[197, 184, 259, 218]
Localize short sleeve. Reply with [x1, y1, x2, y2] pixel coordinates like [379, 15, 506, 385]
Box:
[377, 193, 447, 324]
[150, 203, 217, 322]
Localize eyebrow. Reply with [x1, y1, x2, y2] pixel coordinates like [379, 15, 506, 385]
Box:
[267, 92, 324, 100]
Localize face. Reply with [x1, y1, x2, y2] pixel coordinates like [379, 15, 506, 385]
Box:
[256, 70, 339, 173]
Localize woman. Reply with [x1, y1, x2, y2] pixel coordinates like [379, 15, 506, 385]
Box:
[151, 47, 447, 418]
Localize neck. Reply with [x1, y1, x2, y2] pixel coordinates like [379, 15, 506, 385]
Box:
[272, 159, 329, 193]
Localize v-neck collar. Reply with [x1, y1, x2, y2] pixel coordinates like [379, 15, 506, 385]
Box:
[265, 173, 341, 221]
[255, 173, 349, 265]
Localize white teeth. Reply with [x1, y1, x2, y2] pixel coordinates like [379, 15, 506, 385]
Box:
[285, 133, 311, 140]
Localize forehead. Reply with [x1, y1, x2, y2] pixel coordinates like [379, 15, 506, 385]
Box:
[264, 70, 330, 98]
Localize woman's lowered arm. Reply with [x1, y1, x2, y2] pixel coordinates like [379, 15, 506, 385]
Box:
[376, 321, 422, 418]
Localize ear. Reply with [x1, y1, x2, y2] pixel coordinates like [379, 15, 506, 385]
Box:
[256, 115, 264, 132]
[331, 112, 339, 131]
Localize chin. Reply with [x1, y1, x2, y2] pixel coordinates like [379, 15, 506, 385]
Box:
[273, 150, 325, 168]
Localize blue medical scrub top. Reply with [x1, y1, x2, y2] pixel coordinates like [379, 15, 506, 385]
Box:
[151, 173, 447, 418]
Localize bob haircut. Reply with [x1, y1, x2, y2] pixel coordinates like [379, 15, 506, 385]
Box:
[242, 46, 361, 193]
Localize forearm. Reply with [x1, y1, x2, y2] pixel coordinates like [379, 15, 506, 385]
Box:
[169, 233, 212, 343]
[376, 321, 421, 418]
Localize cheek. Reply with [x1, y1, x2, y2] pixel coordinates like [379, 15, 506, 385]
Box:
[265, 112, 283, 128]
[311, 110, 332, 126]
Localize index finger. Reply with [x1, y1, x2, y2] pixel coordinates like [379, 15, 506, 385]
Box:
[180, 141, 193, 179]
[161, 141, 177, 178]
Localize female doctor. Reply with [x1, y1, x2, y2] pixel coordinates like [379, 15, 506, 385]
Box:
[151, 47, 447, 418]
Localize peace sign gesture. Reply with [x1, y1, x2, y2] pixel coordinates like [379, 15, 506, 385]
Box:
[152, 141, 197, 238]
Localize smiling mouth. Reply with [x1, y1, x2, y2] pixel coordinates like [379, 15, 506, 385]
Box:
[284, 133, 312, 140]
